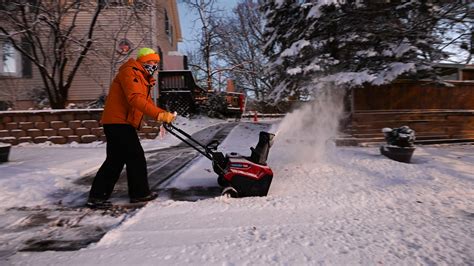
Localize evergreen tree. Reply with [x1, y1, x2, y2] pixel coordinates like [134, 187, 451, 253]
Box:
[261, 0, 471, 101]
[261, 0, 305, 100]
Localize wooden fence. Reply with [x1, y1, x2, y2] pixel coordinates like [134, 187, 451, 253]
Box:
[344, 80, 474, 145]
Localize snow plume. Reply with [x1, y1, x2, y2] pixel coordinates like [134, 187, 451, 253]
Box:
[272, 87, 345, 164]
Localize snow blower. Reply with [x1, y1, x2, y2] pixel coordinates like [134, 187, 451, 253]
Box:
[163, 124, 275, 198]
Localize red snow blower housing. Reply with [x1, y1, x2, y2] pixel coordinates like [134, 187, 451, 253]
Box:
[163, 124, 275, 197]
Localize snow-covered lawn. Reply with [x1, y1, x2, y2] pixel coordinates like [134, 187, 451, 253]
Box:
[5, 118, 473, 265]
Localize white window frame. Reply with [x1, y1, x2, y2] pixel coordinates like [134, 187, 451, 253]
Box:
[0, 38, 22, 77]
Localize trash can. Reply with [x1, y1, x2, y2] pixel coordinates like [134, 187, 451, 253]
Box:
[0, 143, 11, 163]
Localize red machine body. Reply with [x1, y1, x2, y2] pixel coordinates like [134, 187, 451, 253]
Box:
[217, 152, 274, 197]
[224, 156, 274, 182]
[164, 124, 274, 198]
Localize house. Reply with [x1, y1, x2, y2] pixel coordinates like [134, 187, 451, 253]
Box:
[0, 0, 182, 110]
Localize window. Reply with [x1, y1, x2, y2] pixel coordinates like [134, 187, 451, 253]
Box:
[0, 38, 31, 78]
[164, 9, 173, 44]
[98, 0, 146, 9]
[0, 0, 39, 12]
[0, 39, 21, 76]
[164, 9, 170, 35]
[21, 38, 33, 78]
[0, 0, 17, 11]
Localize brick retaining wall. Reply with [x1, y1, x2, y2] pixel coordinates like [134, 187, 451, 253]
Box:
[0, 109, 161, 145]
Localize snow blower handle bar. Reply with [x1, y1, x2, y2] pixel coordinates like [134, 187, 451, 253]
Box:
[162, 123, 216, 161]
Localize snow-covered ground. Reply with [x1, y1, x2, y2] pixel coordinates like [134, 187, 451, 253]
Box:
[0, 116, 223, 209]
[1, 115, 473, 265]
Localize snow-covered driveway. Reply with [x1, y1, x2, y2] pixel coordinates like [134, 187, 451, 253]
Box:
[8, 122, 473, 265]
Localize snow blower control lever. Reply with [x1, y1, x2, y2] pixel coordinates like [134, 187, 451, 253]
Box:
[162, 123, 275, 198]
[162, 123, 218, 161]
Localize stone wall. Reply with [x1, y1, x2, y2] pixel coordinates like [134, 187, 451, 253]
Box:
[0, 109, 160, 145]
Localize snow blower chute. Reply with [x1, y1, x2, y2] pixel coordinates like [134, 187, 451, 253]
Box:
[163, 124, 275, 198]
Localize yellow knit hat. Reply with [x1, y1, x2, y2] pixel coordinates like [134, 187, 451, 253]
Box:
[137, 47, 160, 63]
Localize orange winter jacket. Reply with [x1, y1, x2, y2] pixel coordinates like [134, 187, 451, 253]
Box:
[101, 58, 165, 129]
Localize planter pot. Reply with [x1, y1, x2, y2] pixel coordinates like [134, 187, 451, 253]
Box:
[380, 145, 415, 163]
[0, 143, 12, 163]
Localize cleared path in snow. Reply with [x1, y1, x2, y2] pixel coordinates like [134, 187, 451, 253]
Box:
[69, 122, 239, 206]
[0, 121, 243, 258]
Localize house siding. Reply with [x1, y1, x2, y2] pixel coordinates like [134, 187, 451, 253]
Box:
[0, 0, 182, 108]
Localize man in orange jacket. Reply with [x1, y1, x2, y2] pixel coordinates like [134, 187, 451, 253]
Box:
[87, 47, 175, 208]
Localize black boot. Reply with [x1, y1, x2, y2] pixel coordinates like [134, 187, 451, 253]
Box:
[130, 192, 158, 203]
[86, 198, 112, 209]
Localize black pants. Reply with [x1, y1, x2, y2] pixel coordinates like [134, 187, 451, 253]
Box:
[89, 124, 151, 200]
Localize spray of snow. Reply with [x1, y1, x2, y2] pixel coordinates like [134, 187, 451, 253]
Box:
[271, 87, 345, 164]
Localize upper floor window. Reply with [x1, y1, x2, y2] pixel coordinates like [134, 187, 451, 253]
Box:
[0, 1, 17, 11]
[98, 0, 147, 9]
[0, 0, 39, 12]
[164, 9, 173, 45]
[164, 9, 170, 35]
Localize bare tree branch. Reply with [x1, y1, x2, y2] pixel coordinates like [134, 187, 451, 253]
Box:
[0, 1, 104, 108]
[64, 2, 102, 97]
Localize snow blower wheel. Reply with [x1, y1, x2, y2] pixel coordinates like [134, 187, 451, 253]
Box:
[222, 187, 239, 198]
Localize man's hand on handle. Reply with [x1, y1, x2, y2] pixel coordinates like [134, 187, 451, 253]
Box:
[157, 111, 176, 124]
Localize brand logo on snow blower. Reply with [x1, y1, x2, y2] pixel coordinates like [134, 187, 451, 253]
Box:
[230, 163, 250, 168]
